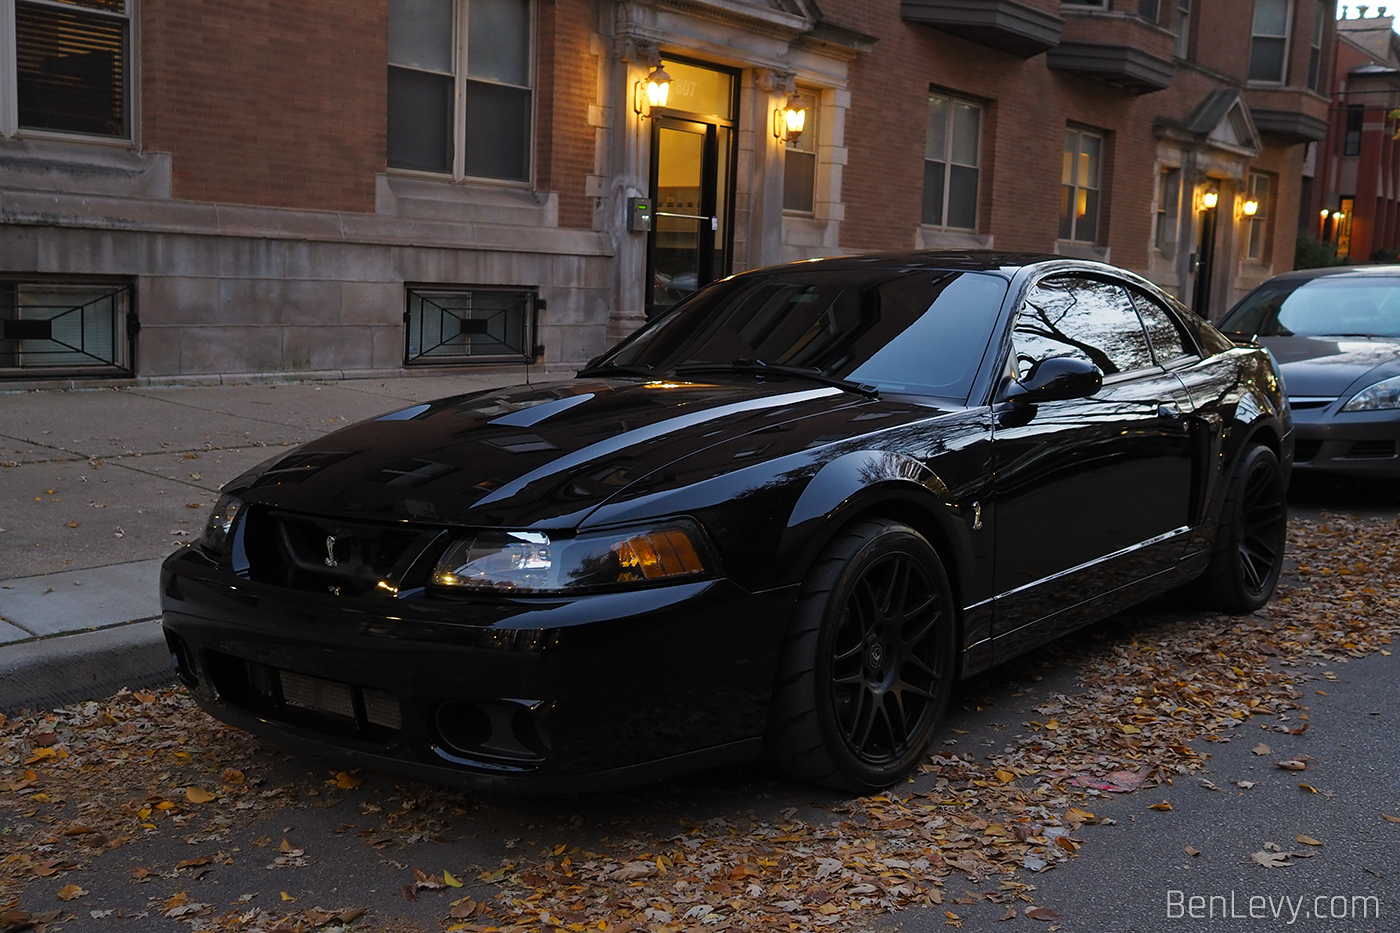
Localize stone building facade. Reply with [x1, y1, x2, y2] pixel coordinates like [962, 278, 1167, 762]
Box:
[0, 0, 1334, 382]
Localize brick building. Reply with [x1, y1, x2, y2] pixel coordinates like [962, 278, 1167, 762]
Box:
[0, 0, 1333, 381]
[1308, 6, 1400, 261]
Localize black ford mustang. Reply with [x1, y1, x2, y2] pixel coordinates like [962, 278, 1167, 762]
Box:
[161, 252, 1292, 793]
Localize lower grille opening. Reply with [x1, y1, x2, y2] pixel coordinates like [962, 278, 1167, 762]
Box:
[205, 650, 401, 740]
[1345, 440, 1396, 459]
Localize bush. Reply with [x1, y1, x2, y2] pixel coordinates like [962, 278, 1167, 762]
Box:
[1372, 245, 1400, 263]
[1295, 233, 1341, 269]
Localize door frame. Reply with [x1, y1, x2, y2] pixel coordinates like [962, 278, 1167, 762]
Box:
[644, 57, 739, 319]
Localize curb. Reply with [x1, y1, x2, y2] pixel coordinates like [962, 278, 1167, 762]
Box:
[0, 621, 175, 713]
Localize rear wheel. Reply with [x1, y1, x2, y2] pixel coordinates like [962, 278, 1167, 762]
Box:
[765, 520, 956, 792]
[1199, 444, 1287, 613]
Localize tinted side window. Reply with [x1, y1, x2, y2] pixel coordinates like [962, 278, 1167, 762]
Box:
[1013, 277, 1155, 377]
[1129, 290, 1191, 361]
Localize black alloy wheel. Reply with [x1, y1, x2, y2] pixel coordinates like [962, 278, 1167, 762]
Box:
[1200, 444, 1288, 613]
[765, 520, 956, 792]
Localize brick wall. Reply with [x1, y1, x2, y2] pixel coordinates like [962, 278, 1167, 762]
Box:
[539, 0, 600, 230]
[142, 0, 385, 213]
[826, 0, 1313, 277]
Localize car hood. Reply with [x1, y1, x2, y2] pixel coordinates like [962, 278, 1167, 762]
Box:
[1262, 335, 1400, 398]
[227, 378, 907, 528]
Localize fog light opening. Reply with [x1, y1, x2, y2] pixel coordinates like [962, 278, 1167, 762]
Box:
[165, 631, 199, 689]
[435, 699, 551, 764]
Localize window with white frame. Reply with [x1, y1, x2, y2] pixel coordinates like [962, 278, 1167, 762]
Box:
[387, 0, 533, 182]
[1156, 166, 1180, 252]
[783, 92, 818, 214]
[1060, 128, 1103, 244]
[1174, 0, 1191, 58]
[1307, 0, 1324, 90]
[922, 93, 980, 229]
[1248, 0, 1291, 83]
[2, 0, 131, 139]
[1246, 171, 1271, 260]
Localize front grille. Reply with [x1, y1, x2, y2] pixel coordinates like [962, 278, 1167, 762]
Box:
[206, 651, 402, 738]
[241, 506, 443, 596]
[1345, 440, 1396, 459]
[1293, 439, 1322, 463]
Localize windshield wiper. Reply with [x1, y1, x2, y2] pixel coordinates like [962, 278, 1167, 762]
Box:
[671, 359, 879, 399]
[576, 360, 656, 378]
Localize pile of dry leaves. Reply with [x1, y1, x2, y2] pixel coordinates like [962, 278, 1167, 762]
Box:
[0, 514, 1395, 932]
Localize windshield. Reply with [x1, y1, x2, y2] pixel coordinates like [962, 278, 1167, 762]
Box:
[597, 269, 1009, 399]
[1221, 275, 1400, 338]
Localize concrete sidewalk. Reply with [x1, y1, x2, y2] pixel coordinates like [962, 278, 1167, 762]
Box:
[0, 366, 564, 710]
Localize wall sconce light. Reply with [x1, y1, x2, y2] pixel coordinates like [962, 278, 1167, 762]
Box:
[633, 65, 672, 118]
[773, 93, 808, 143]
[1200, 187, 1219, 210]
[1321, 208, 1331, 219]
[1241, 198, 1259, 217]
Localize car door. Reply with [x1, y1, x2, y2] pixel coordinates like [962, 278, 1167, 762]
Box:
[989, 274, 1197, 652]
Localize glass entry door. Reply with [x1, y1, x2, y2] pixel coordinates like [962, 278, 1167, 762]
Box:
[645, 60, 736, 317]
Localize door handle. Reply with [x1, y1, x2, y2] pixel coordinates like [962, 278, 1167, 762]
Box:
[654, 212, 719, 230]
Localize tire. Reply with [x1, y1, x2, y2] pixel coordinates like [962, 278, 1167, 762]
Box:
[1198, 444, 1288, 613]
[764, 520, 956, 792]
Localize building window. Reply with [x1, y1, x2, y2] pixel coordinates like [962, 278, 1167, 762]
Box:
[1248, 0, 1291, 83]
[404, 285, 536, 364]
[0, 280, 133, 375]
[1344, 104, 1363, 156]
[1246, 171, 1271, 260]
[1156, 166, 1181, 252]
[783, 92, 818, 214]
[1174, 0, 1191, 58]
[1308, 0, 1324, 90]
[4, 0, 131, 139]
[1060, 128, 1102, 244]
[387, 0, 533, 182]
[1138, 0, 1159, 22]
[922, 93, 981, 230]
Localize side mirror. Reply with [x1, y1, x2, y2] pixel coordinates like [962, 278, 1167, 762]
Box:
[1006, 356, 1103, 404]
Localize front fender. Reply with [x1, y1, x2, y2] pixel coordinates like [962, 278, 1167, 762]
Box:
[775, 450, 977, 605]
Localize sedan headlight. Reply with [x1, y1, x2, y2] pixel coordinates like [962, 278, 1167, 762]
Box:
[1341, 375, 1400, 412]
[200, 494, 245, 553]
[430, 519, 716, 594]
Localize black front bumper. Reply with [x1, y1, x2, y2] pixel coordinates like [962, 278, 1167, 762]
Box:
[160, 548, 796, 793]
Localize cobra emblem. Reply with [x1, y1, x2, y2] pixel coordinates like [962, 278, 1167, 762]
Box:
[324, 535, 338, 567]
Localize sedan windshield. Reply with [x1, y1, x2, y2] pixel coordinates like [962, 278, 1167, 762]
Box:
[594, 269, 1009, 399]
[1221, 275, 1400, 338]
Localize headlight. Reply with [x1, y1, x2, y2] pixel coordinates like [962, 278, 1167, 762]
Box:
[1341, 374, 1400, 412]
[200, 494, 245, 553]
[430, 519, 716, 594]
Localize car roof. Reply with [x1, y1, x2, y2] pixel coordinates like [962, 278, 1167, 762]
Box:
[1261, 264, 1400, 283]
[734, 250, 1101, 279]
